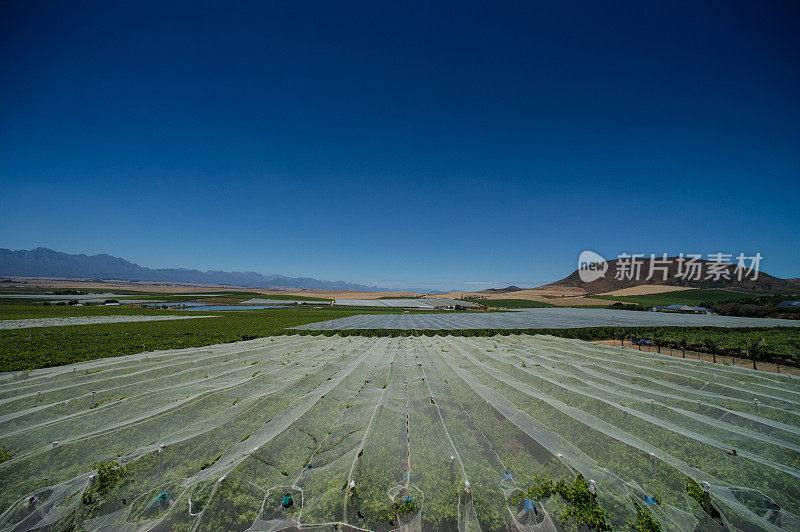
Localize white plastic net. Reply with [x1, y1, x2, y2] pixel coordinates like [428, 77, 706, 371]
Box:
[1, 334, 799, 531]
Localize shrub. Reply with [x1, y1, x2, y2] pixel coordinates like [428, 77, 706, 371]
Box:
[0, 444, 12, 464]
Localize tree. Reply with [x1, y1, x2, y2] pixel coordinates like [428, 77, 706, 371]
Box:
[677, 336, 689, 359]
[619, 328, 631, 348]
[612, 328, 625, 347]
[744, 336, 765, 371]
[703, 338, 718, 364]
[782, 337, 800, 374]
[652, 330, 664, 354]
[787, 338, 800, 362]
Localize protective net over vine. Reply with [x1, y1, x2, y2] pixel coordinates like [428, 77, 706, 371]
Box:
[1, 334, 799, 531]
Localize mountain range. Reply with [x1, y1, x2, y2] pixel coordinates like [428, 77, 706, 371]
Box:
[3, 248, 798, 295]
[0, 248, 378, 291]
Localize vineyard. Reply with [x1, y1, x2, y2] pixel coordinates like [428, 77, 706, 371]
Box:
[1, 334, 799, 531]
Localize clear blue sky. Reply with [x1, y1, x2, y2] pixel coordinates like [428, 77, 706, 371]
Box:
[1, 1, 798, 290]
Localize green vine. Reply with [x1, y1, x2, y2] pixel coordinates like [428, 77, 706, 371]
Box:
[685, 477, 723, 524]
[684, 477, 706, 507]
[629, 499, 661, 532]
[0, 444, 12, 464]
[383, 497, 417, 522]
[82, 457, 128, 504]
[509, 474, 611, 530]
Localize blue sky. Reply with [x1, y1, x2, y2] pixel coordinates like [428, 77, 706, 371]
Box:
[1, 1, 798, 291]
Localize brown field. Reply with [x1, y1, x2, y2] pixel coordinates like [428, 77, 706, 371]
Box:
[434, 286, 586, 300]
[547, 296, 622, 306]
[597, 284, 694, 296]
[257, 289, 421, 300]
[3, 278, 625, 306]
[433, 286, 616, 307]
[1, 278, 677, 307]
[1, 277, 421, 299]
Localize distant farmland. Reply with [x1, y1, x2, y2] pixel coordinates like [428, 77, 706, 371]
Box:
[466, 298, 554, 308]
[595, 288, 755, 307]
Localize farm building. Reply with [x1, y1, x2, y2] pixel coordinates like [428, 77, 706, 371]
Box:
[333, 298, 479, 310]
[650, 304, 710, 314]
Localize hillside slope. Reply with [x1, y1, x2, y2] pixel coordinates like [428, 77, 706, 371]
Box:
[549, 256, 800, 295]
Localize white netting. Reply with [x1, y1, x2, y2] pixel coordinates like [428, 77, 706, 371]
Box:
[1, 334, 799, 531]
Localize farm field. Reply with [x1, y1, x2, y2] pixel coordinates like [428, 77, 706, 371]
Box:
[598, 286, 696, 297]
[594, 289, 756, 308]
[465, 299, 555, 308]
[0, 305, 412, 372]
[1, 335, 799, 531]
[293, 307, 800, 331]
[5, 304, 800, 373]
[0, 314, 220, 330]
[0, 290, 331, 305]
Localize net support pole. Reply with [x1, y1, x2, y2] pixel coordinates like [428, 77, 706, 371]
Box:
[701, 481, 712, 515]
[649, 452, 656, 483]
[47, 441, 58, 476]
[156, 444, 165, 482]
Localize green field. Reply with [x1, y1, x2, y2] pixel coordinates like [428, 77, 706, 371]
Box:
[0, 305, 392, 371]
[4, 334, 798, 530]
[4, 299, 800, 371]
[595, 288, 754, 307]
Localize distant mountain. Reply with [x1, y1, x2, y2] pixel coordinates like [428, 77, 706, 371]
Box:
[548, 256, 800, 295]
[483, 285, 524, 294]
[0, 248, 379, 291]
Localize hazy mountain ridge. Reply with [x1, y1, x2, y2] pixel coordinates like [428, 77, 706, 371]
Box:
[0, 248, 378, 291]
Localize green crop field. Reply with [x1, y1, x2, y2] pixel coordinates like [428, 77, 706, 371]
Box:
[4, 297, 800, 372]
[0, 306, 395, 371]
[595, 288, 754, 308]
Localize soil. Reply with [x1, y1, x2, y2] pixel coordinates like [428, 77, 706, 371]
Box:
[597, 285, 694, 296]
